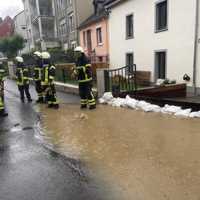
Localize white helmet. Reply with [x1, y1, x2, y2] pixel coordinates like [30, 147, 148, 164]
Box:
[15, 56, 24, 63]
[74, 46, 84, 53]
[41, 52, 51, 59]
[33, 51, 42, 58]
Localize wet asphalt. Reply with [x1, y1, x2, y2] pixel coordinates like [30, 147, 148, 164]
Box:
[0, 80, 107, 200]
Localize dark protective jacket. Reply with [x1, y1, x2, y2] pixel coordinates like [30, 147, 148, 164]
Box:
[0, 65, 5, 97]
[75, 53, 92, 83]
[16, 63, 30, 86]
[34, 60, 43, 81]
[42, 61, 56, 86]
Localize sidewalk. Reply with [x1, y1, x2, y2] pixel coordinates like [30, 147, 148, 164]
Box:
[5, 79, 80, 104]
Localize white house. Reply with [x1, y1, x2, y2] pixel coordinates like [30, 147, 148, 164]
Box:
[106, 0, 200, 93]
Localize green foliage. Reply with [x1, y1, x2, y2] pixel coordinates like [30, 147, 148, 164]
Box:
[65, 48, 76, 63]
[0, 35, 25, 59]
[47, 47, 76, 64]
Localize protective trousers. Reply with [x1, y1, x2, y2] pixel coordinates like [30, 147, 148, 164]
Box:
[35, 81, 43, 102]
[79, 82, 96, 108]
[47, 84, 59, 107]
[0, 95, 4, 113]
[18, 84, 32, 102]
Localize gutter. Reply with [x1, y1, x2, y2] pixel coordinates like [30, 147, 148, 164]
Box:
[193, 0, 199, 95]
[105, 0, 126, 9]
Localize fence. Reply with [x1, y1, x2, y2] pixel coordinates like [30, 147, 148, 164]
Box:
[104, 64, 137, 96]
[55, 63, 77, 85]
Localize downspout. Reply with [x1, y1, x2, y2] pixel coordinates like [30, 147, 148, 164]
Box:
[193, 0, 199, 95]
[74, 0, 79, 46]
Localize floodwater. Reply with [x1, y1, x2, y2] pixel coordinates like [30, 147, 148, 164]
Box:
[40, 104, 200, 200]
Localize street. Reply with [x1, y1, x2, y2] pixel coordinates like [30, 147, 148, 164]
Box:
[2, 80, 200, 200]
[0, 80, 109, 200]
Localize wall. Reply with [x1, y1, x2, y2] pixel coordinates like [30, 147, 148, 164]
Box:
[109, 0, 196, 86]
[79, 18, 109, 57]
[195, 0, 200, 90]
[76, 0, 94, 26]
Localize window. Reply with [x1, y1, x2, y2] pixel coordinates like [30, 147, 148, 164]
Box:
[126, 53, 134, 74]
[99, 56, 103, 62]
[68, 0, 72, 5]
[83, 31, 86, 47]
[155, 0, 168, 32]
[71, 41, 77, 49]
[69, 14, 74, 32]
[126, 14, 133, 39]
[96, 27, 102, 45]
[155, 51, 166, 79]
[60, 19, 67, 36]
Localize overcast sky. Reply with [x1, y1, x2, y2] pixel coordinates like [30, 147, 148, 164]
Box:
[0, 0, 24, 19]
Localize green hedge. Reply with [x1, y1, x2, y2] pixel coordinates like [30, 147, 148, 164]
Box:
[21, 48, 76, 65]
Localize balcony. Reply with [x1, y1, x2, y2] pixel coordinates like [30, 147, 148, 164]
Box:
[30, 0, 54, 23]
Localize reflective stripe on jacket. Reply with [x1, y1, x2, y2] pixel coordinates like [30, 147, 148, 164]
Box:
[16, 67, 30, 85]
[42, 65, 49, 86]
[75, 64, 92, 83]
[42, 65, 56, 85]
[0, 69, 5, 81]
[34, 67, 42, 81]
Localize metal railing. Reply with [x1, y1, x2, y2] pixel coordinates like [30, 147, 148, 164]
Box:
[104, 64, 137, 95]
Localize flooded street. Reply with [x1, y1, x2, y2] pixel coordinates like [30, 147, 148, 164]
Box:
[41, 104, 200, 200]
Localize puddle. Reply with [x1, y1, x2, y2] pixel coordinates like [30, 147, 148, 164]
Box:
[10, 124, 33, 133]
[10, 126, 23, 133]
[40, 104, 200, 200]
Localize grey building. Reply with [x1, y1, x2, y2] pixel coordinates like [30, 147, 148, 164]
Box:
[54, 0, 94, 50]
[13, 11, 30, 54]
[22, 0, 59, 51]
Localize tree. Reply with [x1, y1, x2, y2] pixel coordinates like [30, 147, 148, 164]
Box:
[0, 35, 25, 59]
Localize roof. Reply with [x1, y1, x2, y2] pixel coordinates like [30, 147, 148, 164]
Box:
[103, 0, 117, 6]
[104, 0, 127, 8]
[79, 10, 108, 30]
[13, 10, 25, 21]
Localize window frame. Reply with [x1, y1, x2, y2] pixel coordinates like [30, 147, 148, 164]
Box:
[83, 31, 86, 47]
[68, 13, 75, 33]
[155, 0, 168, 33]
[154, 49, 167, 81]
[96, 27, 103, 46]
[126, 13, 134, 40]
[125, 52, 134, 74]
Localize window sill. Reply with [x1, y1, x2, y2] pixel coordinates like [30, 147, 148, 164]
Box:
[97, 43, 103, 46]
[155, 28, 168, 33]
[126, 36, 134, 40]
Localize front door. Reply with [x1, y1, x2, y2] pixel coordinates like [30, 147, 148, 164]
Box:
[155, 51, 166, 80]
[87, 30, 92, 54]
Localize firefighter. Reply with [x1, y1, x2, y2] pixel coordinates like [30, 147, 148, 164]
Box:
[74, 46, 96, 110]
[33, 51, 44, 103]
[0, 62, 8, 117]
[41, 52, 59, 109]
[15, 56, 32, 103]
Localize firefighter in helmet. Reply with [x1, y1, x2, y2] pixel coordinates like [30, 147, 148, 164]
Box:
[74, 46, 96, 110]
[33, 51, 44, 103]
[0, 62, 8, 117]
[15, 56, 32, 103]
[41, 52, 59, 109]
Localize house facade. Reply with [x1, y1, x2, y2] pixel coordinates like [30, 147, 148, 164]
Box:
[53, 0, 94, 50]
[13, 11, 30, 54]
[0, 16, 14, 38]
[22, 0, 59, 51]
[107, 0, 200, 92]
[79, 0, 109, 63]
